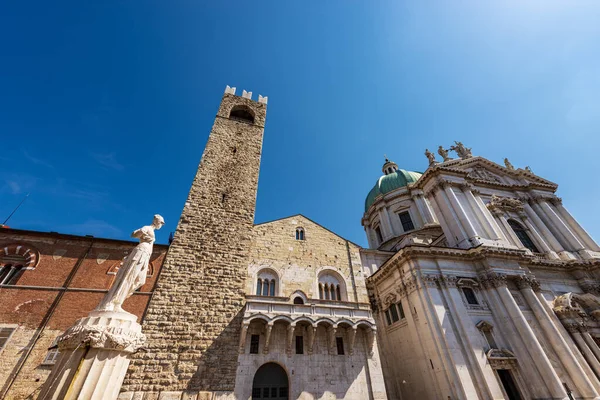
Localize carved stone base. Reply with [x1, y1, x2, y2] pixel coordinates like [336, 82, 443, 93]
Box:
[38, 312, 145, 400]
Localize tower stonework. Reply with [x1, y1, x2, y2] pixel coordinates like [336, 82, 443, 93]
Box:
[123, 89, 267, 396]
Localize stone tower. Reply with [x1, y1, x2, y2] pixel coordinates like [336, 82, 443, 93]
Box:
[123, 87, 267, 397]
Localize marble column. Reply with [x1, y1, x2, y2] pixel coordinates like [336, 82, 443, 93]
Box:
[519, 214, 560, 259]
[475, 196, 509, 242]
[486, 274, 567, 398]
[378, 208, 394, 240]
[568, 324, 600, 380]
[37, 312, 145, 400]
[552, 199, 600, 252]
[517, 276, 598, 397]
[539, 200, 585, 251]
[412, 192, 436, 226]
[442, 183, 482, 246]
[461, 187, 499, 240]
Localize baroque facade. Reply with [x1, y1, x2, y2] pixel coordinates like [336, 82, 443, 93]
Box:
[0, 87, 599, 399]
[361, 151, 600, 399]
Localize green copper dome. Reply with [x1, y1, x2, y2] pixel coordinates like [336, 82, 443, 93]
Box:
[364, 169, 423, 212]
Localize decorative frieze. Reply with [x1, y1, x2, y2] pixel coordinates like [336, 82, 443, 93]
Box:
[487, 195, 524, 214]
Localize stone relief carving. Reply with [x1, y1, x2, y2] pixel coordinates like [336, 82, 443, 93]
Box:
[467, 167, 501, 183]
[487, 195, 525, 213]
[94, 215, 164, 314]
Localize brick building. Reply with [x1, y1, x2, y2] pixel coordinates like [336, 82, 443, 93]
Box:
[0, 228, 167, 399]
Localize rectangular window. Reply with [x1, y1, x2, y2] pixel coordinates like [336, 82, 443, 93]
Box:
[279, 387, 288, 398]
[42, 345, 60, 365]
[462, 287, 479, 305]
[250, 334, 260, 354]
[271, 388, 277, 398]
[336, 337, 345, 355]
[396, 301, 405, 320]
[252, 387, 261, 398]
[0, 327, 15, 352]
[399, 211, 415, 232]
[384, 309, 392, 325]
[374, 226, 383, 243]
[295, 335, 304, 354]
[389, 304, 400, 322]
[263, 387, 270, 398]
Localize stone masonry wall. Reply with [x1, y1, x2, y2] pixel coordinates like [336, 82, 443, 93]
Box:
[248, 215, 368, 303]
[124, 93, 267, 394]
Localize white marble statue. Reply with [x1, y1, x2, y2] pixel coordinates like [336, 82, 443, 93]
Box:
[95, 215, 164, 314]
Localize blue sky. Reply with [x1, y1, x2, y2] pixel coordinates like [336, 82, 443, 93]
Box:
[1, 1, 599, 246]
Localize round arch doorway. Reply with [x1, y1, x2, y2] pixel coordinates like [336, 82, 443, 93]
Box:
[251, 362, 289, 399]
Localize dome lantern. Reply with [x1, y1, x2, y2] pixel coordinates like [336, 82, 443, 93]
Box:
[382, 157, 399, 175]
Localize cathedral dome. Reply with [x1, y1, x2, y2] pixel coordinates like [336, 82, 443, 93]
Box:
[364, 168, 422, 212]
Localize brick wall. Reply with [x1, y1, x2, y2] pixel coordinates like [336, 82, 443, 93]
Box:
[0, 229, 167, 399]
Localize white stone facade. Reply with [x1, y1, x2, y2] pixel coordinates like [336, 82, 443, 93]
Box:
[362, 152, 600, 399]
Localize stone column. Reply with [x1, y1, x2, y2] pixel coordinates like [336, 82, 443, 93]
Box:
[442, 183, 482, 247]
[263, 323, 273, 354]
[286, 324, 296, 356]
[378, 208, 394, 240]
[487, 274, 567, 398]
[38, 312, 145, 400]
[307, 325, 316, 355]
[239, 322, 249, 353]
[568, 324, 600, 380]
[583, 332, 600, 364]
[552, 198, 600, 251]
[461, 187, 499, 240]
[539, 200, 585, 251]
[516, 276, 598, 397]
[327, 327, 337, 355]
[475, 196, 509, 242]
[519, 214, 560, 259]
[411, 191, 436, 226]
[347, 327, 357, 355]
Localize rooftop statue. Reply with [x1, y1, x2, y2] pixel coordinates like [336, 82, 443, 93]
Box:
[94, 214, 165, 314]
[437, 146, 451, 162]
[425, 149, 437, 166]
[504, 158, 515, 170]
[525, 166, 533, 173]
[450, 141, 472, 158]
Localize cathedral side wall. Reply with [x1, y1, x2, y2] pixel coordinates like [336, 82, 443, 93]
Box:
[248, 215, 368, 303]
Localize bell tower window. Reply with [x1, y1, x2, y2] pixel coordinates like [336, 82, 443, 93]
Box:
[229, 105, 255, 124]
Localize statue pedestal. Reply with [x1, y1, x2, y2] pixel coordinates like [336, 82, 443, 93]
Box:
[38, 311, 145, 400]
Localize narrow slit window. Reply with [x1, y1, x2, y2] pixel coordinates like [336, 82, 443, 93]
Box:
[295, 335, 304, 354]
[250, 334, 260, 354]
[336, 337, 345, 355]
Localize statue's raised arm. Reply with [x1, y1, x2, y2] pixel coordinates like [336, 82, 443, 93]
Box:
[94, 215, 165, 315]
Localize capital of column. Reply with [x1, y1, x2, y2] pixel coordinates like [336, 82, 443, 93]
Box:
[515, 275, 541, 292]
[440, 275, 458, 288]
[565, 321, 588, 333]
[479, 272, 507, 289]
[580, 281, 600, 297]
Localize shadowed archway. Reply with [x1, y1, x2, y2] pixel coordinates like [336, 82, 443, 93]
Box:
[251, 362, 289, 399]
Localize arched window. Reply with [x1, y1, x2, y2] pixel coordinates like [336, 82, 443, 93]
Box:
[508, 219, 540, 253]
[295, 227, 305, 241]
[256, 269, 278, 297]
[318, 272, 346, 301]
[293, 297, 304, 305]
[229, 105, 255, 124]
[0, 264, 24, 285]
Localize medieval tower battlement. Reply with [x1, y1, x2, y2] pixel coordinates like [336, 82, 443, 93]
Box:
[123, 87, 268, 394]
